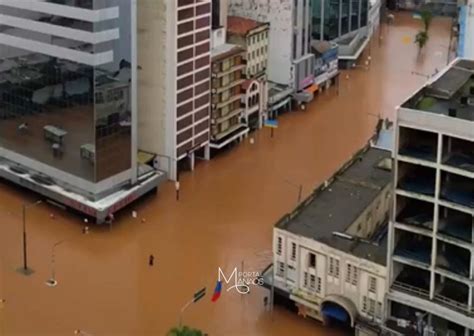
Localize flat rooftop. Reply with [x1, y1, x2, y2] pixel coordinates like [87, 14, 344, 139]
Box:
[276, 147, 391, 265]
[402, 59, 474, 121]
[211, 43, 244, 62]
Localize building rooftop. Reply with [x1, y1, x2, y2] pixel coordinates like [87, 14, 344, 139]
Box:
[211, 43, 244, 62]
[227, 16, 268, 36]
[276, 147, 392, 265]
[401, 59, 474, 121]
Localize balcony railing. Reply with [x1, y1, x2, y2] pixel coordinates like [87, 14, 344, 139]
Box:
[392, 282, 474, 317]
[212, 64, 246, 78]
[213, 78, 245, 94]
[392, 281, 430, 300]
[433, 293, 473, 316]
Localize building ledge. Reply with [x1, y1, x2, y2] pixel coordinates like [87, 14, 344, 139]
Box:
[213, 107, 244, 125]
[210, 124, 249, 148]
[212, 64, 246, 78]
[215, 78, 246, 94]
[0, 161, 165, 223]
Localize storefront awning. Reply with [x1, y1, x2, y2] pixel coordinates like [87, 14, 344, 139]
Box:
[305, 83, 319, 94]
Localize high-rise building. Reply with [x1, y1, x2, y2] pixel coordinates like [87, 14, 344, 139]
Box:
[229, 0, 317, 110]
[138, 0, 212, 181]
[0, 0, 162, 223]
[311, 0, 381, 67]
[384, 59, 474, 336]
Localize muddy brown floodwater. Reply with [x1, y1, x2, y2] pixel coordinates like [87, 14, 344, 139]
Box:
[0, 12, 452, 336]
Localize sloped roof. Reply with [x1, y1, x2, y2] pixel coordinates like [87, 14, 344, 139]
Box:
[227, 16, 268, 36]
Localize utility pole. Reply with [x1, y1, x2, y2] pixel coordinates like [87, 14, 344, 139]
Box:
[447, 16, 454, 65]
[18, 200, 42, 275]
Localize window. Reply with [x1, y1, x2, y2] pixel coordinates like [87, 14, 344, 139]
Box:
[329, 257, 339, 278]
[362, 296, 368, 312]
[316, 277, 322, 293]
[346, 264, 352, 283]
[368, 298, 376, 316]
[309, 274, 316, 290]
[291, 243, 296, 260]
[352, 267, 358, 285]
[366, 210, 372, 223]
[369, 276, 377, 294]
[308, 253, 316, 268]
[277, 237, 282, 255]
[303, 272, 308, 287]
[277, 262, 285, 276]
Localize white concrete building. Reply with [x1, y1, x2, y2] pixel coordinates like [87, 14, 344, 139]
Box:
[228, 0, 316, 108]
[384, 59, 474, 336]
[263, 147, 393, 335]
[138, 0, 212, 181]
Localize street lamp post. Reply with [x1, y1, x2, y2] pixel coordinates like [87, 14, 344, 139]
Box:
[18, 200, 42, 275]
[46, 226, 89, 287]
[178, 287, 206, 327]
[283, 179, 303, 206]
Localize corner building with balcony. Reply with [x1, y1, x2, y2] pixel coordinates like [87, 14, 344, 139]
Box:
[228, 0, 316, 110]
[384, 59, 474, 336]
[210, 35, 248, 150]
[0, 0, 164, 223]
[227, 16, 270, 130]
[138, 0, 212, 181]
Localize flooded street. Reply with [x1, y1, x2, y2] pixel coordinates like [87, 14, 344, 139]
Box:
[0, 13, 452, 336]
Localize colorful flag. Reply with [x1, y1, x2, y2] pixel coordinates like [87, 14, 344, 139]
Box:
[211, 280, 222, 302]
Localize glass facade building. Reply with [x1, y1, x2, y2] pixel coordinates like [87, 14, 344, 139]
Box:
[0, 0, 135, 186]
[312, 0, 369, 41]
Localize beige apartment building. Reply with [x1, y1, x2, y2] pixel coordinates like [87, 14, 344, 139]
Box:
[227, 16, 270, 129]
[210, 35, 248, 149]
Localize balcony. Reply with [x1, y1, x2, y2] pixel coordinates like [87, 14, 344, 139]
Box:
[436, 241, 470, 278]
[442, 135, 474, 174]
[214, 78, 246, 94]
[397, 162, 436, 197]
[434, 275, 472, 316]
[440, 172, 474, 209]
[214, 93, 243, 110]
[212, 107, 244, 125]
[395, 195, 434, 232]
[392, 264, 431, 300]
[393, 231, 432, 268]
[438, 206, 473, 244]
[398, 127, 438, 163]
[212, 63, 246, 78]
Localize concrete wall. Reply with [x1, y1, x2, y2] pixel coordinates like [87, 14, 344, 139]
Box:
[346, 184, 392, 238]
[137, 0, 169, 160]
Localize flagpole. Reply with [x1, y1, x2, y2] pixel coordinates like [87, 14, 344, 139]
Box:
[271, 263, 275, 321]
[178, 299, 193, 327]
[241, 260, 244, 300]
